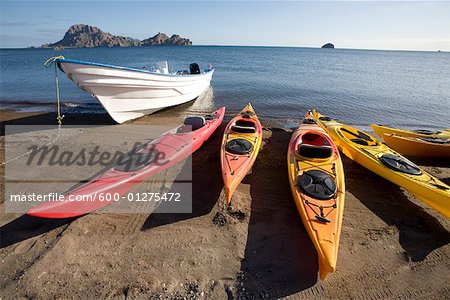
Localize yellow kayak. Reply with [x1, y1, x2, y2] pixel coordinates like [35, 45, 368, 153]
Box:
[313, 110, 450, 218]
[287, 110, 345, 280]
[378, 133, 450, 159]
[371, 123, 450, 139]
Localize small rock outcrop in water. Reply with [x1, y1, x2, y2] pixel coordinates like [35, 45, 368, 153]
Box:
[42, 24, 192, 48]
[141, 32, 192, 46]
[321, 43, 335, 48]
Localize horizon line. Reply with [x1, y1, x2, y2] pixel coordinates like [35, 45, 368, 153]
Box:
[0, 44, 448, 53]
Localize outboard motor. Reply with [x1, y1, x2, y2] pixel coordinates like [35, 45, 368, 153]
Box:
[189, 63, 201, 74]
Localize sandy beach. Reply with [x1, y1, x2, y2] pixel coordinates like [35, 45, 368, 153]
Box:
[1, 109, 449, 299]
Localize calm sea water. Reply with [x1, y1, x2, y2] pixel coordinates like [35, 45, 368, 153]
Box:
[1, 46, 449, 130]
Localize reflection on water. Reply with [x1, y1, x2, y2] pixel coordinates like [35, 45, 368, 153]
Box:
[185, 86, 215, 113]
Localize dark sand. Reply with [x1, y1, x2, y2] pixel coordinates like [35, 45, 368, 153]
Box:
[1, 110, 449, 299]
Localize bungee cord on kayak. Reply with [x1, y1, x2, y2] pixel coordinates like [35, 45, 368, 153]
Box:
[303, 199, 337, 223]
[293, 148, 339, 223]
[224, 152, 251, 176]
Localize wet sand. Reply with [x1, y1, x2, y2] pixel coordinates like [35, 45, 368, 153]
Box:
[1, 109, 449, 299]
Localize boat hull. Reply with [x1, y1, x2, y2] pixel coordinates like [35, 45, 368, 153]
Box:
[371, 124, 450, 139]
[380, 134, 450, 158]
[57, 59, 214, 123]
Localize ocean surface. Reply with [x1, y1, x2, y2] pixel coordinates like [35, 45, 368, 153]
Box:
[1, 46, 449, 130]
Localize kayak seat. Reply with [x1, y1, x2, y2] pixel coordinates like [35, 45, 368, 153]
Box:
[241, 110, 256, 118]
[319, 116, 333, 122]
[379, 154, 422, 175]
[297, 133, 333, 158]
[298, 144, 333, 159]
[231, 120, 256, 133]
[302, 118, 317, 124]
[183, 116, 205, 131]
[414, 129, 436, 135]
[302, 132, 330, 146]
[236, 120, 255, 127]
[341, 128, 373, 142]
[351, 138, 369, 146]
[226, 138, 253, 155]
[232, 125, 255, 133]
[299, 170, 337, 200]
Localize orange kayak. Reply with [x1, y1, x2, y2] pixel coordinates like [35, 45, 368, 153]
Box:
[371, 123, 450, 139]
[378, 133, 450, 158]
[287, 110, 345, 280]
[221, 104, 262, 206]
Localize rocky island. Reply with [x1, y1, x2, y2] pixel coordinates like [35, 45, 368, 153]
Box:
[321, 43, 335, 48]
[141, 32, 191, 46]
[41, 24, 192, 48]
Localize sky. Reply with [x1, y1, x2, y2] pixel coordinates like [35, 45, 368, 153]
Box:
[0, 1, 449, 51]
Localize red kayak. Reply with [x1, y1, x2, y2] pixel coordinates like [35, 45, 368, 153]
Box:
[27, 107, 225, 218]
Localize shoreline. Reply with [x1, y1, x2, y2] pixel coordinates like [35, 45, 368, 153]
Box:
[0, 108, 302, 130]
[1, 109, 449, 298]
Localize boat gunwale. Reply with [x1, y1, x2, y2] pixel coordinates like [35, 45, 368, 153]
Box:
[56, 58, 215, 78]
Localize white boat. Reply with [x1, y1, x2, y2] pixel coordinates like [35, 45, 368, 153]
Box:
[56, 59, 215, 123]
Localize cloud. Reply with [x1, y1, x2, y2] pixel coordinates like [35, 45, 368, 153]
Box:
[36, 28, 64, 37]
[0, 33, 44, 48]
[0, 20, 54, 26]
[0, 21, 32, 26]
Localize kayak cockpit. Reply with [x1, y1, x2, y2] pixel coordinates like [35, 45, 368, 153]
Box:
[297, 132, 334, 159]
[231, 120, 257, 133]
[184, 116, 206, 130]
[340, 127, 379, 147]
[177, 116, 206, 133]
[419, 137, 450, 144]
[413, 129, 440, 135]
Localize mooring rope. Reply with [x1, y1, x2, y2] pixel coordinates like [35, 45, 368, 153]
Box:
[1, 56, 66, 166]
[43, 55, 65, 127]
